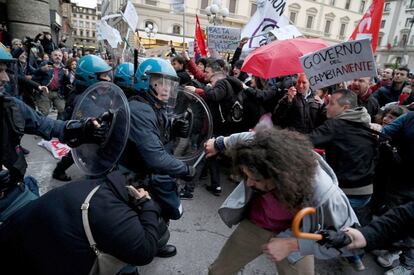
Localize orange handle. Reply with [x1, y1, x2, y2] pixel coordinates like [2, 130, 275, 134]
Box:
[292, 207, 323, 241]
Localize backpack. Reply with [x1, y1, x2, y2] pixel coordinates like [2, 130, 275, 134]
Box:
[220, 76, 245, 123]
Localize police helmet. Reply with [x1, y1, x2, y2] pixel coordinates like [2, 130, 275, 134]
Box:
[114, 62, 134, 89]
[75, 55, 112, 87]
[134, 58, 178, 92]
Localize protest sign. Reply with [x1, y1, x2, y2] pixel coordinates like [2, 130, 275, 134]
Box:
[188, 40, 194, 57]
[208, 26, 241, 53]
[300, 39, 377, 90]
[270, 24, 302, 40]
[96, 20, 122, 48]
[241, 0, 287, 51]
[122, 1, 139, 31]
[38, 139, 71, 160]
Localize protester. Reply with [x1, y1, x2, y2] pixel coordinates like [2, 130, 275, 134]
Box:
[272, 73, 326, 134]
[205, 128, 359, 275]
[350, 77, 380, 119]
[374, 67, 409, 107]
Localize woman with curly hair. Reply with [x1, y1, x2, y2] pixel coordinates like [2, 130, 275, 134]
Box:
[205, 128, 359, 275]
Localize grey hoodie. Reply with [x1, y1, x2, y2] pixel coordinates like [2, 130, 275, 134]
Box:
[219, 131, 360, 263]
[335, 106, 371, 126]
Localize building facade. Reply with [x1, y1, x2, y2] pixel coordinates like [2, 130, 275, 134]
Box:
[124, 0, 368, 49]
[376, 0, 414, 69]
[71, 3, 101, 49]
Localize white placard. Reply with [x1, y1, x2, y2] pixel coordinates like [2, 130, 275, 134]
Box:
[270, 24, 302, 40]
[123, 1, 138, 31]
[300, 39, 377, 90]
[207, 26, 241, 53]
[188, 40, 194, 57]
[96, 20, 122, 48]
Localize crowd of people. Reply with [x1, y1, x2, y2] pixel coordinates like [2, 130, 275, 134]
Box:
[0, 28, 413, 275]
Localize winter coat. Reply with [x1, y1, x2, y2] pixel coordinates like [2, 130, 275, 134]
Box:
[0, 171, 161, 275]
[309, 107, 378, 195]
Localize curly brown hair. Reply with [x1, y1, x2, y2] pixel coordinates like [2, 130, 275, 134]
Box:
[231, 128, 317, 211]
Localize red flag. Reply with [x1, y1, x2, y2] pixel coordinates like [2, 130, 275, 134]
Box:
[349, 0, 384, 53]
[194, 15, 208, 57]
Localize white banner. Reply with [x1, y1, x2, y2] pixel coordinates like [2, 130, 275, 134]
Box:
[300, 39, 377, 90]
[188, 40, 194, 57]
[270, 24, 302, 40]
[208, 26, 241, 53]
[96, 20, 122, 48]
[241, 0, 287, 51]
[123, 1, 139, 31]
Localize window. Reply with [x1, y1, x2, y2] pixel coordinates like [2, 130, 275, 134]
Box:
[324, 20, 332, 34]
[345, 0, 351, 10]
[86, 30, 90, 37]
[290, 12, 297, 24]
[340, 23, 347, 37]
[172, 25, 181, 35]
[401, 34, 408, 46]
[410, 35, 414, 45]
[80, 14, 83, 18]
[331, 0, 335, 5]
[201, 0, 209, 9]
[410, 0, 414, 8]
[359, 0, 366, 13]
[79, 21, 84, 28]
[86, 22, 90, 28]
[381, 20, 386, 29]
[92, 22, 96, 28]
[251, 3, 257, 16]
[145, 0, 157, 5]
[229, 0, 237, 14]
[73, 14, 76, 18]
[145, 21, 154, 28]
[378, 36, 383, 47]
[306, 16, 314, 29]
[384, 3, 390, 11]
[93, 31, 96, 38]
[80, 30, 84, 37]
[406, 18, 414, 28]
[86, 16, 89, 19]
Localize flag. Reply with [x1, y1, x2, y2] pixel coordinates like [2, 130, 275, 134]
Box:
[349, 0, 385, 53]
[241, 0, 288, 52]
[194, 15, 208, 58]
[123, 1, 139, 31]
[171, 0, 185, 13]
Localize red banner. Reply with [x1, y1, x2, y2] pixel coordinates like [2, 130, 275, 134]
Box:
[349, 0, 385, 53]
[195, 15, 208, 57]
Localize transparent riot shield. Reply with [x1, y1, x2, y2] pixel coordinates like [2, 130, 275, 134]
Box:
[71, 82, 130, 176]
[170, 88, 213, 164]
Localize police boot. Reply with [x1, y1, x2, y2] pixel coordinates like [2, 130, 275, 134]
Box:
[52, 153, 74, 182]
[156, 244, 177, 258]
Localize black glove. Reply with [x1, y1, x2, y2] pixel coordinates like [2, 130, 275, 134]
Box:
[317, 227, 352, 249]
[171, 117, 190, 138]
[63, 117, 109, 147]
[181, 165, 196, 182]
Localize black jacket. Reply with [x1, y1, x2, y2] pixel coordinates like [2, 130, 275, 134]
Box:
[273, 92, 326, 134]
[309, 118, 378, 190]
[360, 201, 414, 251]
[373, 83, 404, 107]
[0, 172, 160, 275]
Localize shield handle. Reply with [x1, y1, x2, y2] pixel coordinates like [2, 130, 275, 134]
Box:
[292, 207, 323, 241]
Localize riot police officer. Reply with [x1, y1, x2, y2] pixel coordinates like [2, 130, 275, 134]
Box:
[52, 54, 113, 181]
[120, 58, 195, 258]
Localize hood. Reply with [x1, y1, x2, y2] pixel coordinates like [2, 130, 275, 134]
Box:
[311, 153, 339, 207]
[335, 107, 371, 126]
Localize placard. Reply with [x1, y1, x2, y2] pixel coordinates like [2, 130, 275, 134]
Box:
[208, 26, 241, 53]
[300, 39, 377, 89]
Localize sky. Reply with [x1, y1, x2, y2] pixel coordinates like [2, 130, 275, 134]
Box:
[73, 0, 97, 8]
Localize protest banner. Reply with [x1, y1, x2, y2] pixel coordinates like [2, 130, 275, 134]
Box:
[300, 39, 377, 90]
[241, 0, 287, 51]
[96, 20, 122, 48]
[122, 1, 139, 31]
[188, 40, 194, 57]
[207, 26, 241, 53]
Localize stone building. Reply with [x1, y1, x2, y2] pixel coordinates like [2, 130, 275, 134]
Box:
[375, 0, 414, 69]
[71, 3, 101, 50]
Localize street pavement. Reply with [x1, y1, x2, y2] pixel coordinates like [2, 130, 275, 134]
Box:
[22, 132, 388, 275]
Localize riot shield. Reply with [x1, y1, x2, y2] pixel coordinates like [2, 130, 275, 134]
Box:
[71, 82, 130, 176]
[170, 89, 213, 164]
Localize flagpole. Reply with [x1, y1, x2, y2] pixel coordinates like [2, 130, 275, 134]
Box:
[182, 0, 186, 52]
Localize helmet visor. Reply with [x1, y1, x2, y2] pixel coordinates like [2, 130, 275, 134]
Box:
[150, 74, 179, 112]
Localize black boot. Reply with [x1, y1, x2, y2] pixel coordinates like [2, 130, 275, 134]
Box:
[52, 152, 74, 182]
[156, 244, 177, 258]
